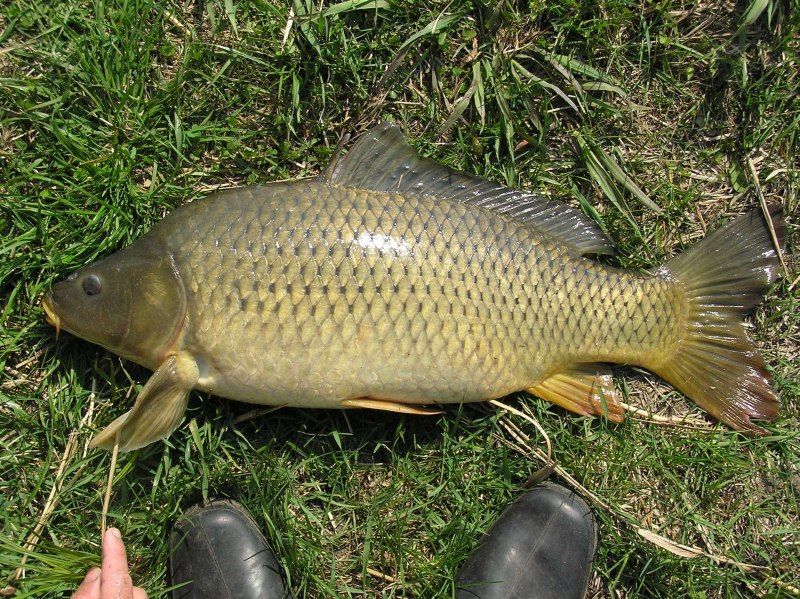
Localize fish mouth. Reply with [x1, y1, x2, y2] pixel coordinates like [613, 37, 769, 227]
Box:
[42, 293, 61, 336]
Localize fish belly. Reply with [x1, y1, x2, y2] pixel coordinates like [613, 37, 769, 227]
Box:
[154, 181, 675, 409]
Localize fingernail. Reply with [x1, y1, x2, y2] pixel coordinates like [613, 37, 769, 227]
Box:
[107, 527, 122, 539]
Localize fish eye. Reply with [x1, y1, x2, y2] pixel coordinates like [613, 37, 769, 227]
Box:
[82, 274, 103, 297]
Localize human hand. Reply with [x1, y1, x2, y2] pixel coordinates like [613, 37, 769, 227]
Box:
[72, 527, 148, 599]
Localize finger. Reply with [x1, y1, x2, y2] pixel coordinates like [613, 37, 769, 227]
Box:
[133, 587, 149, 599]
[100, 528, 135, 599]
[71, 567, 100, 599]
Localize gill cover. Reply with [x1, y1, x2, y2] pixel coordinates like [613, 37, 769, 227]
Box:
[44, 238, 186, 368]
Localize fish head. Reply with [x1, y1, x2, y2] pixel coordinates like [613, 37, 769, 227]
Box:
[43, 239, 186, 367]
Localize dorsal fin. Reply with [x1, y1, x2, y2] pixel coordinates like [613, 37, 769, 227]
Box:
[323, 122, 615, 256]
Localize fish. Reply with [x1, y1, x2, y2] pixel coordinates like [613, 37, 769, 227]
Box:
[42, 122, 785, 451]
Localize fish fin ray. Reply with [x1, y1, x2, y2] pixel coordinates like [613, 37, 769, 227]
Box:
[341, 397, 442, 415]
[325, 122, 615, 256]
[653, 206, 785, 434]
[90, 353, 199, 451]
[527, 365, 624, 422]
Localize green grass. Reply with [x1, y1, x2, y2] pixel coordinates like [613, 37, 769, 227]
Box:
[1, 0, 798, 597]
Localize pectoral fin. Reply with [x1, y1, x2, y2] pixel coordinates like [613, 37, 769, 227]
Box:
[90, 353, 199, 451]
[527, 364, 624, 422]
[341, 397, 443, 415]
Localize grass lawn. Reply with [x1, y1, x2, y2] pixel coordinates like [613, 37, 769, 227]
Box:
[1, 0, 798, 597]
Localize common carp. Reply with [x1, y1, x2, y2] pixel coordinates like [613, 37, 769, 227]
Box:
[43, 122, 785, 451]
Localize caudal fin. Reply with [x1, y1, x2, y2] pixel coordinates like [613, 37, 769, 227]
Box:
[653, 206, 785, 434]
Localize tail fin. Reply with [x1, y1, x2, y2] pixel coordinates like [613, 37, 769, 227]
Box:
[653, 206, 785, 434]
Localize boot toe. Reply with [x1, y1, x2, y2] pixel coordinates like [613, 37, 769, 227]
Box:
[455, 482, 597, 599]
[169, 499, 291, 599]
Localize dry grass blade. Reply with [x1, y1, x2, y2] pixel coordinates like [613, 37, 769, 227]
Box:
[100, 433, 121, 540]
[163, 7, 191, 36]
[365, 567, 396, 583]
[490, 400, 552, 464]
[281, 6, 295, 50]
[758, 579, 800, 596]
[489, 401, 612, 512]
[747, 155, 789, 276]
[637, 528, 763, 571]
[9, 385, 97, 585]
[10, 431, 80, 584]
[619, 401, 712, 429]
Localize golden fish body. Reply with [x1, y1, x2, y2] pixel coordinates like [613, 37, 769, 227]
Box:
[155, 182, 672, 407]
[43, 123, 784, 450]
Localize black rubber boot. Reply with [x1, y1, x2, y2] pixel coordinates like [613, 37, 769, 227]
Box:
[455, 482, 597, 599]
[169, 499, 292, 599]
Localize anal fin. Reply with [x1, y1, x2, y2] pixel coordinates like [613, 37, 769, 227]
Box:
[341, 397, 442, 415]
[527, 365, 624, 422]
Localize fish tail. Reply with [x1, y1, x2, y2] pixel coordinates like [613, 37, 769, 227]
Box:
[652, 205, 785, 434]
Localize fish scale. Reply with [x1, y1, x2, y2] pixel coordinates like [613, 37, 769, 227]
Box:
[42, 122, 783, 451]
[147, 182, 657, 409]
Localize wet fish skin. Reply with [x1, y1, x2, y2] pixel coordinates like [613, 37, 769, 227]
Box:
[151, 182, 676, 406]
[42, 123, 784, 451]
